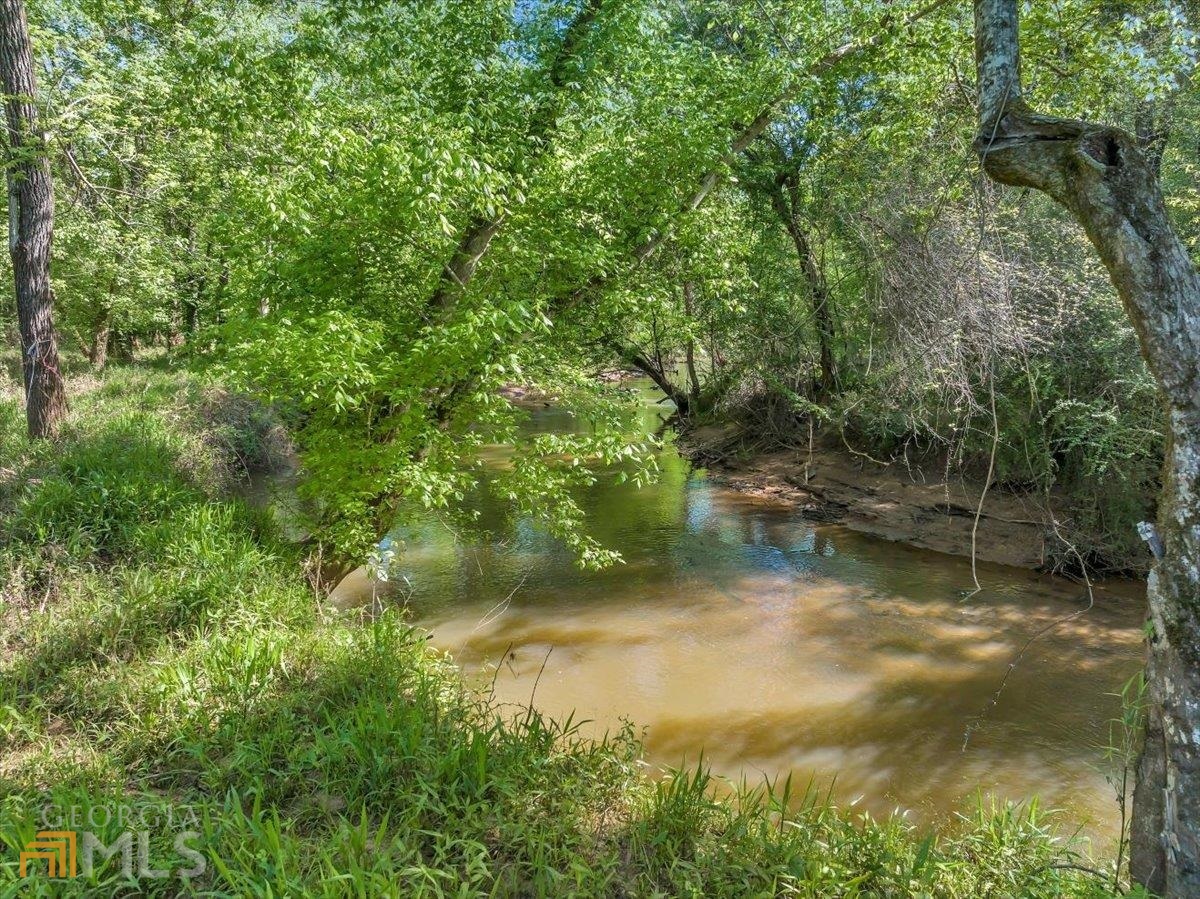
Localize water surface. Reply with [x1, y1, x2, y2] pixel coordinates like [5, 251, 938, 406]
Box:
[346, 384, 1145, 845]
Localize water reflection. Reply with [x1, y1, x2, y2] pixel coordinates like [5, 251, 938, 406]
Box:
[345, 382, 1145, 847]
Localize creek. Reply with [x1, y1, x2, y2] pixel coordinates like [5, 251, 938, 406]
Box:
[334, 381, 1144, 845]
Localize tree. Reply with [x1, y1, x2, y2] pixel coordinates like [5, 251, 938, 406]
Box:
[425, 0, 606, 312]
[1, 0, 65, 438]
[973, 0, 1200, 892]
[767, 164, 836, 398]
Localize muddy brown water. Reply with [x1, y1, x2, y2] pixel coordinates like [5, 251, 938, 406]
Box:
[333, 382, 1145, 847]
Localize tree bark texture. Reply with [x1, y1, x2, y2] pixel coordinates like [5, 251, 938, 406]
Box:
[0, 0, 66, 438]
[682, 280, 702, 402]
[89, 307, 110, 369]
[974, 1, 1200, 893]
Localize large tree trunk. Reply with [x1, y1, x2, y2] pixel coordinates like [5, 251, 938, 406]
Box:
[0, 0, 65, 439]
[1135, 100, 1169, 178]
[973, 1, 1200, 893]
[427, 217, 506, 311]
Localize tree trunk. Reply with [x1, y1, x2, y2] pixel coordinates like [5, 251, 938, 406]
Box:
[0, 0, 65, 439]
[426, 0, 604, 311]
[770, 175, 836, 397]
[427, 216, 506, 310]
[182, 230, 206, 339]
[167, 297, 184, 347]
[612, 341, 690, 415]
[89, 307, 110, 369]
[1135, 100, 1169, 179]
[183, 297, 199, 336]
[682, 281, 702, 403]
[973, 1, 1200, 892]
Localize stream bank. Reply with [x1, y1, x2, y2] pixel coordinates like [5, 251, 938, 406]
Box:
[677, 422, 1129, 574]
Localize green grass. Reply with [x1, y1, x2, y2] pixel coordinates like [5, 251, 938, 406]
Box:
[0, 364, 1130, 896]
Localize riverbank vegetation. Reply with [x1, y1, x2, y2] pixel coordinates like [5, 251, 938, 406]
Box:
[0, 363, 1126, 895]
[6, 0, 1191, 575]
[2, 0, 1199, 893]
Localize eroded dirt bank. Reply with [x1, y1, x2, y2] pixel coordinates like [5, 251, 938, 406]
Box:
[679, 423, 1078, 572]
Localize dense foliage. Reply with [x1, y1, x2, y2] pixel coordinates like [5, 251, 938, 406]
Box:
[3, 1, 1198, 892]
[5, 0, 1193, 571]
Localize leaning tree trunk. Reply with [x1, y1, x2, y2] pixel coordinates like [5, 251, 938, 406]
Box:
[611, 340, 691, 415]
[0, 0, 65, 439]
[426, 0, 604, 311]
[973, 0, 1200, 893]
